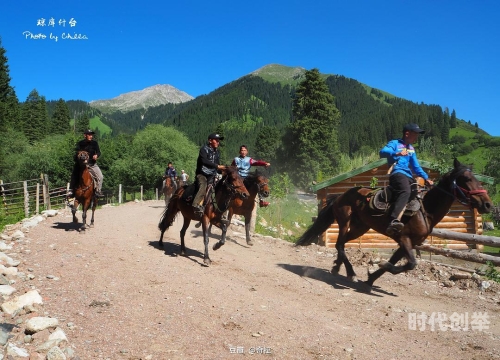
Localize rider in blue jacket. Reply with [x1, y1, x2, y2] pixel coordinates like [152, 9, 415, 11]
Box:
[380, 123, 433, 236]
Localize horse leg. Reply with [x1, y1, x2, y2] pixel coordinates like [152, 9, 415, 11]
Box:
[365, 247, 405, 288]
[377, 236, 417, 275]
[179, 217, 191, 256]
[72, 200, 79, 223]
[332, 218, 369, 281]
[89, 199, 96, 228]
[80, 207, 87, 232]
[244, 214, 253, 246]
[201, 218, 211, 266]
[213, 223, 227, 251]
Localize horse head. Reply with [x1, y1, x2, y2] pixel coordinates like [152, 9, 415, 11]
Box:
[245, 171, 270, 198]
[220, 166, 249, 199]
[76, 151, 90, 168]
[445, 158, 492, 214]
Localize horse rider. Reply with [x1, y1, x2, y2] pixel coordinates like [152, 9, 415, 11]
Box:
[67, 129, 104, 198]
[163, 162, 177, 192]
[380, 123, 433, 236]
[231, 144, 271, 207]
[192, 133, 225, 216]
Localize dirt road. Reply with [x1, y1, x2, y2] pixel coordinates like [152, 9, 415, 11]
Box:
[9, 200, 500, 359]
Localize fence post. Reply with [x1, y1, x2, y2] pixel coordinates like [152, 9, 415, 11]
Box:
[119, 184, 122, 204]
[23, 181, 29, 218]
[0, 180, 5, 210]
[41, 174, 50, 210]
[36, 183, 40, 215]
[141, 185, 143, 201]
[155, 188, 158, 201]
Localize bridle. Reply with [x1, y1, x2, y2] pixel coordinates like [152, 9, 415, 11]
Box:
[211, 173, 246, 213]
[439, 167, 488, 208]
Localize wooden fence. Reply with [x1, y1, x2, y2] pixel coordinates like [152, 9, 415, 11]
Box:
[1, 174, 165, 219]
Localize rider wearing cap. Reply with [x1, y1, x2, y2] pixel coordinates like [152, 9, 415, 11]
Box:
[380, 123, 433, 236]
[68, 129, 105, 198]
[192, 133, 226, 215]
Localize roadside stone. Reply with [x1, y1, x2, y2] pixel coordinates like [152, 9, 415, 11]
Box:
[46, 346, 67, 360]
[25, 317, 59, 334]
[1, 290, 43, 316]
[0, 285, 17, 296]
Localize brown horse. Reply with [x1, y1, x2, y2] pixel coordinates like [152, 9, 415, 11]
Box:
[162, 176, 175, 206]
[71, 150, 97, 231]
[296, 159, 492, 289]
[158, 166, 249, 265]
[223, 171, 270, 246]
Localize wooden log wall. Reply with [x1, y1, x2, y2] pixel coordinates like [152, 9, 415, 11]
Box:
[318, 163, 482, 250]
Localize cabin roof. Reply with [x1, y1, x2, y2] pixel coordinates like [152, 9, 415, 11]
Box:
[311, 159, 494, 192]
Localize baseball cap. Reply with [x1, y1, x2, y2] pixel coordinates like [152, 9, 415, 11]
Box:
[208, 133, 224, 141]
[403, 123, 425, 134]
[84, 129, 95, 135]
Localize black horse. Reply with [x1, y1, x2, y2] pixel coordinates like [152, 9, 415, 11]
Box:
[296, 159, 492, 288]
[158, 166, 249, 265]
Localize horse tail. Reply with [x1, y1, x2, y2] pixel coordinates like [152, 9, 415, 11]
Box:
[158, 195, 180, 232]
[295, 194, 339, 246]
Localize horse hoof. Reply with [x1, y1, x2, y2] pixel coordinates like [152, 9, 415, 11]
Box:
[246, 239, 254, 246]
[362, 281, 373, 293]
[213, 242, 223, 251]
[203, 259, 211, 266]
[347, 275, 357, 282]
[331, 268, 340, 275]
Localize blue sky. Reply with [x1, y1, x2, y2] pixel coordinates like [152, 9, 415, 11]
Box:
[1, 0, 499, 135]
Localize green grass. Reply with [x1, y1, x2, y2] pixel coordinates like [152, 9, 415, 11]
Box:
[255, 192, 317, 242]
[482, 229, 500, 255]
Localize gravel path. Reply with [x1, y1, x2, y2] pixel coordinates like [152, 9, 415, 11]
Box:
[4, 200, 500, 359]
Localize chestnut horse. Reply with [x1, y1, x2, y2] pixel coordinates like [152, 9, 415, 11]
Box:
[71, 151, 97, 231]
[220, 171, 270, 246]
[162, 176, 175, 206]
[296, 159, 492, 289]
[158, 166, 249, 265]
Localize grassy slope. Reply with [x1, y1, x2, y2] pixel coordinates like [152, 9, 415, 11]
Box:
[69, 116, 112, 136]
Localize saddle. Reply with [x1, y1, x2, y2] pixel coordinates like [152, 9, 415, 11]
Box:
[181, 182, 214, 206]
[366, 177, 426, 217]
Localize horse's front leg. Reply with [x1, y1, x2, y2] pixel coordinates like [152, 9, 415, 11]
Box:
[80, 208, 87, 232]
[366, 247, 405, 288]
[89, 200, 96, 228]
[72, 201, 79, 223]
[377, 236, 417, 275]
[201, 218, 211, 266]
[213, 223, 227, 251]
[244, 215, 253, 246]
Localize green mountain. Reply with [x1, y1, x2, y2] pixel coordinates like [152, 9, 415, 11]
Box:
[61, 64, 497, 168]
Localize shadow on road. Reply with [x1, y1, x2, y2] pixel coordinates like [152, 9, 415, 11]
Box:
[277, 263, 397, 297]
[51, 222, 86, 232]
[147, 239, 208, 267]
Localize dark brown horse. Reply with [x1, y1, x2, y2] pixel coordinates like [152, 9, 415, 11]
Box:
[71, 150, 97, 231]
[158, 166, 249, 265]
[225, 171, 270, 246]
[296, 159, 492, 289]
[162, 176, 175, 206]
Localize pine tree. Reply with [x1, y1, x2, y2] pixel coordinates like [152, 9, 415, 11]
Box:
[51, 98, 71, 134]
[20, 89, 49, 143]
[75, 112, 90, 135]
[285, 68, 341, 188]
[450, 109, 457, 128]
[0, 38, 19, 132]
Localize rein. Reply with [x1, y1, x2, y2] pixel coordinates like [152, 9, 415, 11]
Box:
[434, 168, 488, 209]
[210, 175, 240, 213]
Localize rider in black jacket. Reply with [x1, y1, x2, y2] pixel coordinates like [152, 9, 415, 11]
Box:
[68, 129, 104, 198]
[192, 133, 225, 215]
